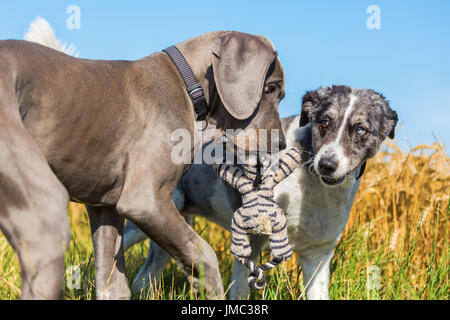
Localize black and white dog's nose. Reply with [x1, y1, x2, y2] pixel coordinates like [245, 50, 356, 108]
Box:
[278, 137, 286, 151]
[318, 158, 338, 175]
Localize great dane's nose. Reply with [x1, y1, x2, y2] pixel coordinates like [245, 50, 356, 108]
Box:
[318, 157, 338, 175]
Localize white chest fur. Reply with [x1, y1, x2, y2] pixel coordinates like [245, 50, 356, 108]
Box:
[275, 166, 359, 252]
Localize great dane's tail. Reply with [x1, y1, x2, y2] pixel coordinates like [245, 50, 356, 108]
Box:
[24, 16, 78, 56]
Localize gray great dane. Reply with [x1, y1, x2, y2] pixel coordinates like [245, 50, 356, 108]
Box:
[0, 30, 287, 299]
[124, 86, 398, 299]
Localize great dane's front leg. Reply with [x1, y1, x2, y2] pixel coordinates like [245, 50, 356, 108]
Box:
[298, 247, 334, 300]
[123, 220, 148, 252]
[123, 184, 186, 252]
[117, 188, 224, 299]
[87, 206, 130, 300]
[130, 216, 193, 295]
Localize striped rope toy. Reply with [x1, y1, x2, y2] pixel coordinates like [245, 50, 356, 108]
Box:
[213, 147, 302, 289]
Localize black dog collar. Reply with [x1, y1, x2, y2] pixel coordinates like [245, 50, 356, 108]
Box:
[356, 161, 366, 180]
[162, 46, 209, 121]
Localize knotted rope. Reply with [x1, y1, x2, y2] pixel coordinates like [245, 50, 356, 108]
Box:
[239, 256, 284, 290]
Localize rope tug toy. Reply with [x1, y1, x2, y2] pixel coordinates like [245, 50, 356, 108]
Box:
[213, 147, 302, 290]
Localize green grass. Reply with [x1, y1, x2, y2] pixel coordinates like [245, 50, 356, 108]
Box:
[328, 202, 449, 300]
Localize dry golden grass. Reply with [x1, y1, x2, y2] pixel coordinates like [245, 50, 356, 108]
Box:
[348, 142, 449, 289]
[353, 142, 449, 243]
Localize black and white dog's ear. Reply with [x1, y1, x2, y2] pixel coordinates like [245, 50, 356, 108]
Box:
[375, 93, 398, 139]
[299, 90, 320, 127]
[386, 107, 398, 139]
[365, 90, 398, 140]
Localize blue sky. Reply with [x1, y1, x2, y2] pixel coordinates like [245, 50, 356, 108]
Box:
[1, 1, 449, 149]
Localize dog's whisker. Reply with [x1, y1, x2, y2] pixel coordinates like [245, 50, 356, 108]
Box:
[302, 157, 314, 167]
[302, 150, 316, 156]
[307, 163, 317, 176]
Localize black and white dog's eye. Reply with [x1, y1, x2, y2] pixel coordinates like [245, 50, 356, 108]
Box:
[356, 127, 367, 136]
[320, 120, 330, 128]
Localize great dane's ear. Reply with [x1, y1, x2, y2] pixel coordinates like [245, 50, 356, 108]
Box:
[299, 90, 321, 127]
[212, 32, 277, 120]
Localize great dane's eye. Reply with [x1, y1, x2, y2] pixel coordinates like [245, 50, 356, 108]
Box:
[320, 120, 330, 128]
[264, 84, 276, 94]
[356, 127, 367, 136]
